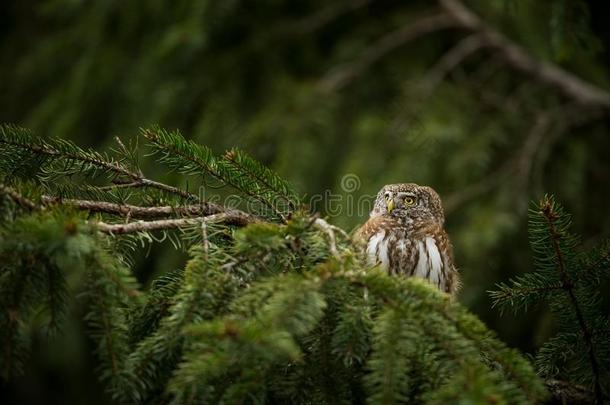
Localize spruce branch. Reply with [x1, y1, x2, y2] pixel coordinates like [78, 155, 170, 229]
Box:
[539, 196, 604, 403]
[2, 125, 562, 402]
[143, 126, 291, 221]
[95, 211, 256, 235]
[490, 196, 609, 402]
[545, 379, 597, 404]
[41, 196, 225, 219]
[0, 184, 39, 211]
[0, 124, 196, 200]
[223, 148, 300, 213]
[84, 245, 141, 394]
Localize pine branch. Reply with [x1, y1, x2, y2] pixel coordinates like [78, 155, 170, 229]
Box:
[546, 379, 597, 404]
[0, 124, 196, 200]
[0, 184, 38, 211]
[95, 211, 256, 235]
[2, 125, 560, 402]
[41, 196, 225, 219]
[540, 197, 604, 403]
[84, 245, 140, 394]
[223, 148, 300, 213]
[143, 127, 291, 221]
[490, 282, 564, 314]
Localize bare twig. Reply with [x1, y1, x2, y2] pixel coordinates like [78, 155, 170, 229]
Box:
[0, 187, 258, 232]
[514, 112, 552, 202]
[424, 33, 490, 92]
[439, 0, 610, 111]
[41, 196, 225, 219]
[545, 379, 597, 404]
[319, 13, 459, 91]
[444, 98, 606, 216]
[290, 0, 374, 35]
[443, 114, 549, 215]
[201, 211, 210, 259]
[95, 211, 256, 235]
[313, 218, 347, 259]
[443, 164, 513, 215]
[444, 109, 556, 215]
[0, 184, 39, 211]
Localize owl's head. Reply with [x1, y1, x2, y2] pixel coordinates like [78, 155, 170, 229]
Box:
[370, 183, 445, 224]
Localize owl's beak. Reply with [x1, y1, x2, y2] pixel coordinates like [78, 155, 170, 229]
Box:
[386, 198, 395, 213]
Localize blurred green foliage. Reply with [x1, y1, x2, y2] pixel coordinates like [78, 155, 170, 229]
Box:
[1, 0, 610, 402]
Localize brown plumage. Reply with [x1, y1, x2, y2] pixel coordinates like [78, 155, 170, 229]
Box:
[355, 183, 459, 295]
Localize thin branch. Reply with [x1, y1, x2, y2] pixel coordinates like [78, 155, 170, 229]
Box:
[0, 184, 39, 211]
[541, 201, 604, 403]
[289, 0, 374, 35]
[95, 211, 256, 235]
[490, 284, 565, 308]
[41, 196, 225, 219]
[223, 150, 297, 212]
[0, 136, 197, 200]
[444, 101, 596, 215]
[136, 178, 197, 200]
[143, 128, 286, 221]
[423, 33, 490, 92]
[514, 112, 552, 202]
[443, 164, 512, 215]
[319, 13, 459, 91]
[439, 0, 610, 111]
[545, 379, 597, 404]
[313, 218, 346, 259]
[201, 214, 210, 259]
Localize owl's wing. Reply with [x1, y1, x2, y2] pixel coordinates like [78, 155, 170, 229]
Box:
[353, 216, 383, 243]
[434, 229, 460, 296]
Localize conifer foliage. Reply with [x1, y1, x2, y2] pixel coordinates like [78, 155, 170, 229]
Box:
[0, 124, 563, 403]
[490, 196, 610, 403]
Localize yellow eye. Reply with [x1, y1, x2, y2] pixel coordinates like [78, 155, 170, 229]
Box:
[404, 197, 416, 206]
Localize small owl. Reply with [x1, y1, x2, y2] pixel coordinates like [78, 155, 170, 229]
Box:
[355, 183, 459, 295]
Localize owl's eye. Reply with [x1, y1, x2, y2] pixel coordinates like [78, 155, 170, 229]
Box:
[404, 196, 416, 206]
[384, 192, 391, 200]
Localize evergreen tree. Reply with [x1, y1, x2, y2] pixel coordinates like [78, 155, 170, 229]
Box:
[490, 195, 610, 403]
[0, 125, 553, 404]
[4, 125, 610, 403]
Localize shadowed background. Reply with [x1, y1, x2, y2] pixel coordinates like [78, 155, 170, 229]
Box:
[1, 0, 610, 403]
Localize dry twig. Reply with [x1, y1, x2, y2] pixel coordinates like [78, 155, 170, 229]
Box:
[319, 13, 459, 91]
[0, 184, 39, 211]
[41, 196, 225, 219]
[95, 211, 255, 235]
[439, 0, 610, 111]
[313, 217, 347, 259]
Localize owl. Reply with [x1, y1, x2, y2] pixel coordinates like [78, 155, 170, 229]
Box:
[355, 183, 459, 295]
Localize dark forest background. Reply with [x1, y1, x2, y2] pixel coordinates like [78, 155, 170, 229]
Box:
[1, 0, 610, 403]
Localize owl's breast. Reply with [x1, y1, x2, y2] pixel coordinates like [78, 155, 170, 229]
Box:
[365, 229, 448, 292]
[365, 229, 409, 273]
[413, 236, 446, 291]
[365, 230, 389, 268]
